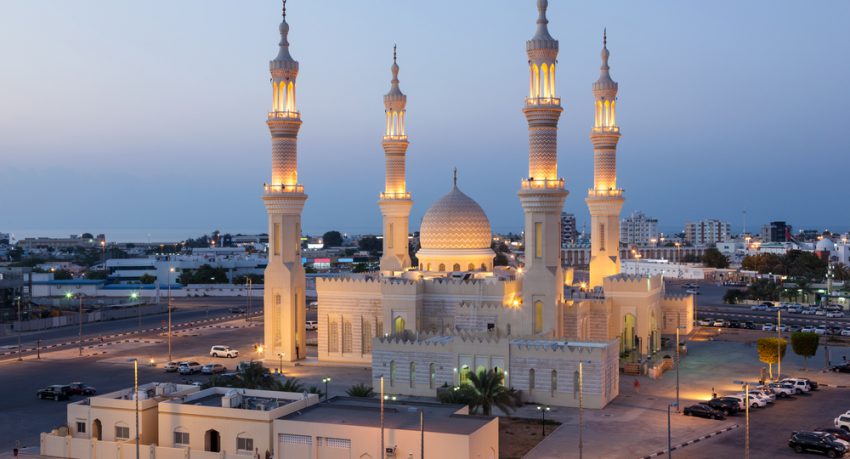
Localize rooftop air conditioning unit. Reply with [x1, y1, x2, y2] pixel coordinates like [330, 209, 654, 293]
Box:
[385, 446, 397, 457]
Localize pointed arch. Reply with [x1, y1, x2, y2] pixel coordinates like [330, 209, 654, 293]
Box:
[549, 63, 556, 98]
[541, 64, 549, 99]
[532, 63, 540, 98]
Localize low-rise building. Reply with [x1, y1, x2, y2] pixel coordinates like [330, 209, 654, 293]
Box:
[684, 219, 731, 246]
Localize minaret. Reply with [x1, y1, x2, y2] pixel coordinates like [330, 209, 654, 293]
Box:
[586, 30, 625, 289]
[379, 46, 413, 272]
[263, 0, 306, 363]
[518, 0, 568, 337]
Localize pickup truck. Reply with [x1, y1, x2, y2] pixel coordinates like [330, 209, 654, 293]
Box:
[37, 385, 71, 401]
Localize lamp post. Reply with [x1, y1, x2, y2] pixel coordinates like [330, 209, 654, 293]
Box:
[246, 278, 253, 322]
[667, 402, 678, 457]
[536, 405, 550, 437]
[168, 267, 174, 363]
[15, 296, 22, 361]
[277, 353, 284, 375]
[131, 292, 140, 329]
[322, 377, 331, 402]
[675, 326, 687, 412]
[579, 361, 584, 459]
[379, 376, 385, 459]
[128, 358, 140, 459]
[777, 309, 781, 380]
[66, 292, 86, 356]
[734, 380, 758, 459]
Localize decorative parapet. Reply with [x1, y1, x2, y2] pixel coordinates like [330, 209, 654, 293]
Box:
[525, 96, 561, 107]
[509, 338, 616, 354]
[520, 178, 564, 190]
[264, 183, 304, 194]
[267, 110, 300, 120]
[379, 191, 411, 200]
[586, 188, 623, 198]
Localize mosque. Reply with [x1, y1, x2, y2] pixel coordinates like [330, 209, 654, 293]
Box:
[261, 0, 693, 409]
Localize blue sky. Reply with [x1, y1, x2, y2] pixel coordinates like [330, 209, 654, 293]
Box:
[1, 1, 848, 241]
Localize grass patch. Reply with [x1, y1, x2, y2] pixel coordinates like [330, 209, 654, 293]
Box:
[499, 416, 562, 459]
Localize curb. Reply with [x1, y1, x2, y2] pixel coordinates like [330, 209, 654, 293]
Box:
[818, 384, 850, 389]
[639, 424, 740, 458]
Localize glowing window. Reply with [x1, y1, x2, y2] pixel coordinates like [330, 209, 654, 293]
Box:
[273, 223, 281, 256]
[534, 300, 543, 334]
[529, 368, 536, 390]
[388, 223, 394, 249]
[535, 223, 543, 258]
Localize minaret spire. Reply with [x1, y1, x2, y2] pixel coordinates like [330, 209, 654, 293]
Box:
[379, 44, 413, 272]
[453, 168, 458, 187]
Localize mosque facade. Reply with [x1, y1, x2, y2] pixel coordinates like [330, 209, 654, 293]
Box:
[262, 0, 693, 409]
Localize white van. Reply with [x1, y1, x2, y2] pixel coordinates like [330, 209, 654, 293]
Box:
[306, 321, 318, 331]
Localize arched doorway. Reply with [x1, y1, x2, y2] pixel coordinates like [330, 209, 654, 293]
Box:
[205, 429, 220, 452]
[622, 314, 636, 355]
[92, 419, 102, 441]
[393, 316, 405, 334]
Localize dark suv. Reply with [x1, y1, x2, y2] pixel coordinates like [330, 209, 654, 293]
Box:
[68, 382, 97, 396]
[37, 385, 71, 401]
[788, 431, 847, 457]
[706, 398, 740, 416]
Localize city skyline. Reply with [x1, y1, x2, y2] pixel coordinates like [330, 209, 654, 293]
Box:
[2, 1, 849, 239]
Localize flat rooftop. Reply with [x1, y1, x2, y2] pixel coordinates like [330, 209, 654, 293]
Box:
[183, 392, 295, 410]
[278, 397, 494, 435]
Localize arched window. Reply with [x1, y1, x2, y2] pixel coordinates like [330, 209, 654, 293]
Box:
[459, 365, 470, 385]
[610, 101, 616, 126]
[409, 362, 416, 389]
[429, 363, 436, 389]
[438, 263, 445, 272]
[481, 263, 487, 271]
[453, 263, 461, 272]
[551, 370, 558, 396]
[529, 369, 536, 391]
[328, 320, 339, 353]
[426, 263, 431, 271]
[342, 320, 352, 354]
[532, 64, 539, 98]
[541, 64, 549, 99]
[394, 316, 405, 335]
[549, 63, 556, 98]
[362, 320, 372, 354]
[534, 300, 544, 334]
[467, 263, 475, 271]
[389, 360, 396, 386]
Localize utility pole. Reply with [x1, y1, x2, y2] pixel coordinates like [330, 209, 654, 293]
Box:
[380, 376, 385, 459]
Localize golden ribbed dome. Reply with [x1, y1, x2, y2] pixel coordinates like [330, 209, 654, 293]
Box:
[419, 184, 492, 250]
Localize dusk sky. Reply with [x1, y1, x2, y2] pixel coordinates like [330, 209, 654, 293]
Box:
[1, 1, 848, 241]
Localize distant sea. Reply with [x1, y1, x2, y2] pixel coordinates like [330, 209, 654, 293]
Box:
[5, 229, 263, 243]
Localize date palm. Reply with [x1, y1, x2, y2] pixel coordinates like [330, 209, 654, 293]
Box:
[467, 369, 521, 416]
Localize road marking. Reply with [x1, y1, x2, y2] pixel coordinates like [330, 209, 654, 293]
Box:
[639, 424, 740, 458]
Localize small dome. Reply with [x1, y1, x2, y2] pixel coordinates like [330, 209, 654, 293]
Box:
[420, 185, 492, 250]
[816, 238, 835, 252]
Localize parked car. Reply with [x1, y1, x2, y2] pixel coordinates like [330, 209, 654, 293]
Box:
[683, 404, 725, 420]
[728, 320, 742, 328]
[229, 307, 247, 314]
[706, 398, 740, 415]
[68, 382, 97, 396]
[686, 289, 700, 295]
[163, 361, 180, 372]
[781, 378, 812, 394]
[696, 319, 712, 326]
[761, 302, 775, 307]
[802, 308, 817, 315]
[749, 389, 775, 404]
[777, 324, 789, 332]
[209, 345, 239, 358]
[751, 305, 765, 311]
[831, 364, 850, 374]
[841, 328, 850, 337]
[815, 326, 828, 335]
[836, 414, 850, 432]
[713, 320, 730, 327]
[802, 326, 817, 333]
[788, 431, 847, 457]
[816, 310, 828, 317]
[828, 312, 846, 318]
[800, 378, 819, 390]
[201, 363, 227, 375]
[762, 324, 776, 332]
[306, 321, 318, 331]
[817, 429, 850, 443]
[789, 325, 802, 333]
[178, 361, 202, 375]
[767, 382, 796, 398]
[744, 321, 757, 330]
[728, 393, 766, 408]
[37, 385, 71, 401]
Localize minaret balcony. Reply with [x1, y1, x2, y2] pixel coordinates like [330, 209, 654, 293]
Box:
[379, 191, 411, 200]
[382, 135, 408, 142]
[587, 188, 623, 197]
[525, 97, 561, 107]
[264, 183, 304, 194]
[591, 126, 620, 134]
[520, 178, 564, 190]
[267, 110, 301, 120]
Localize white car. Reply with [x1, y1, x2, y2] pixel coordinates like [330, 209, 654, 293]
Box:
[201, 363, 226, 375]
[762, 324, 776, 332]
[210, 345, 239, 358]
[802, 326, 816, 333]
[305, 321, 318, 331]
[163, 361, 179, 372]
[835, 414, 850, 432]
[729, 393, 766, 408]
[696, 319, 711, 326]
[766, 382, 795, 398]
[814, 326, 828, 335]
[178, 361, 202, 375]
[816, 310, 828, 316]
[749, 389, 775, 404]
[827, 311, 845, 318]
[780, 378, 811, 394]
[777, 325, 789, 332]
[840, 328, 850, 337]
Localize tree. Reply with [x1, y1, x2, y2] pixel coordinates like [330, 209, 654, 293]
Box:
[702, 248, 730, 269]
[85, 270, 109, 280]
[52, 269, 73, 280]
[742, 253, 784, 274]
[494, 252, 509, 266]
[233, 274, 264, 285]
[345, 383, 374, 398]
[723, 289, 746, 304]
[756, 337, 787, 380]
[465, 369, 522, 416]
[322, 231, 344, 248]
[178, 264, 228, 284]
[139, 274, 156, 284]
[279, 377, 306, 393]
[746, 279, 781, 301]
[790, 332, 819, 369]
[351, 263, 370, 273]
[358, 236, 382, 255]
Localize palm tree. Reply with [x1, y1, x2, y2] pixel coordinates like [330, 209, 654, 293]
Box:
[278, 377, 306, 393]
[345, 383, 375, 397]
[467, 369, 522, 416]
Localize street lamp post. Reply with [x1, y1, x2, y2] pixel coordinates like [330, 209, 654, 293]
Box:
[536, 405, 550, 437]
[66, 292, 86, 356]
[246, 278, 252, 323]
[128, 358, 140, 459]
[322, 377, 331, 402]
[168, 267, 174, 363]
[667, 402, 678, 457]
[675, 326, 687, 412]
[734, 380, 758, 459]
[16, 296, 22, 361]
[277, 353, 284, 375]
[579, 361, 584, 459]
[777, 309, 781, 380]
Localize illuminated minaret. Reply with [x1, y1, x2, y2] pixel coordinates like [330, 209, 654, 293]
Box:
[263, 0, 306, 363]
[518, 0, 568, 337]
[586, 30, 625, 289]
[379, 46, 413, 272]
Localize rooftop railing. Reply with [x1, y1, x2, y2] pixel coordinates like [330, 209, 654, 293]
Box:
[525, 97, 561, 106]
[267, 110, 300, 120]
[520, 178, 564, 190]
[591, 126, 620, 133]
[382, 135, 408, 141]
[380, 191, 411, 200]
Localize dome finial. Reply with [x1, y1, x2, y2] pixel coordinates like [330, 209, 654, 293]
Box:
[603, 27, 607, 47]
[453, 168, 458, 187]
[393, 44, 397, 64]
[282, 0, 286, 19]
